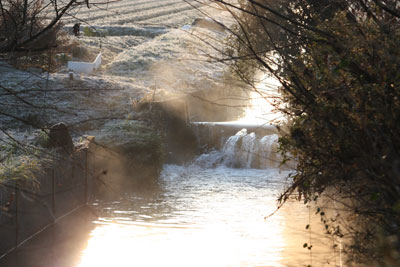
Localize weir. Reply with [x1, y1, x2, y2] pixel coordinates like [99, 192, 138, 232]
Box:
[192, 121, 277, 150]
[0, 120, 325, 267]
[191, 121, 291, 170]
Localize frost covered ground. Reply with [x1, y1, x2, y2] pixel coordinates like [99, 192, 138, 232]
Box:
[63, 0, 232, 91]
[0, 0, 241, 147]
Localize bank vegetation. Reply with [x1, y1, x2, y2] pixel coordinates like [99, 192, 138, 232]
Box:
[207, 0, 400, 265]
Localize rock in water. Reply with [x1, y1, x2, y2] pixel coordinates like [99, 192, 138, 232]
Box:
[48, 122, 74, 153]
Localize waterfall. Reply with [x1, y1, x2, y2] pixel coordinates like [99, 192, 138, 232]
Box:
[192, 125, 292, 170]
[221, 129, 247, 167]
[221, 129, 281, 169]
[259, 134, 280, 169]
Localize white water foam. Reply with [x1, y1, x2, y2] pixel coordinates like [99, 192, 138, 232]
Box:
[193, 128, 288, 170]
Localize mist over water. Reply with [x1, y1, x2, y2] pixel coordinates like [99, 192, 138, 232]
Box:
[0, 1, 341, 266]
[74, 151, 337, 267]
[0, 132, 338, 267]
[78, 166, 291, 267]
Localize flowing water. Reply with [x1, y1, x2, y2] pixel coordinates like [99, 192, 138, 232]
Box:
[78, 166, 299, 267]
[0, 130, 340, 267]
[1, 1, 341, 266]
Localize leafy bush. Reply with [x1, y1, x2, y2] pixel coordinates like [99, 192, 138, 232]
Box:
[224, 0, 400, 264]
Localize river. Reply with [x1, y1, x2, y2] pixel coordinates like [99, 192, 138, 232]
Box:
[1, 1, 341, 266]
[0, 140, 340, 266]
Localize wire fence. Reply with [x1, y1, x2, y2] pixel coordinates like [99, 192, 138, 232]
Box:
[0, 147, 95, 259]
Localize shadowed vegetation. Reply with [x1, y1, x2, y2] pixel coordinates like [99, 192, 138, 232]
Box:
[211, 0, 400, 264]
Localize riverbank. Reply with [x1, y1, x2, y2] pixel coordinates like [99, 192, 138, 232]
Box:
[0, 128, 164, 258]
[0, 145, 93, 258]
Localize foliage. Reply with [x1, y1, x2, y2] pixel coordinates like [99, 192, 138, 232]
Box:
[82, 26, 107, 37]
[34, 130, 51, 148]
[0, 0, 90, 52]
[0, 0, 57, 51]
[96, 120, 164, 175]
[55, 53, 71, 65]
[82, 26, 98, 37]
[0, 154, 40, 186]
[216, 0, 400, 264]
[0, 141, 44, 190]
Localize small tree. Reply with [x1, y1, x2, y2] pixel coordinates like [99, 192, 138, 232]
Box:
[0, 0, 86, 52]
[207, 0, 400, 264]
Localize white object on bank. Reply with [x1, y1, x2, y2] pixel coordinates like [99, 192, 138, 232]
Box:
[67, 53, 102, 74]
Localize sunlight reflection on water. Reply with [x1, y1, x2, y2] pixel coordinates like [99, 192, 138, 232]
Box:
[77, 222, 284, 267]
[76, 166, 337, 267]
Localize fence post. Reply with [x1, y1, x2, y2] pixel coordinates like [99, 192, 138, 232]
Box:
[14, 183, 18, 247]
[52, 168, 55, 216]
[71, 157, 75, 182]
[84, 149, 88, 204]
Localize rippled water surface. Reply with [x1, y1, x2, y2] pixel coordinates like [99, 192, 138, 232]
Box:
[0, 1, 342, 266]
[78, 165, 339, 267]
[1, 164, 340, 267]
[80, 166, 287, 267]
